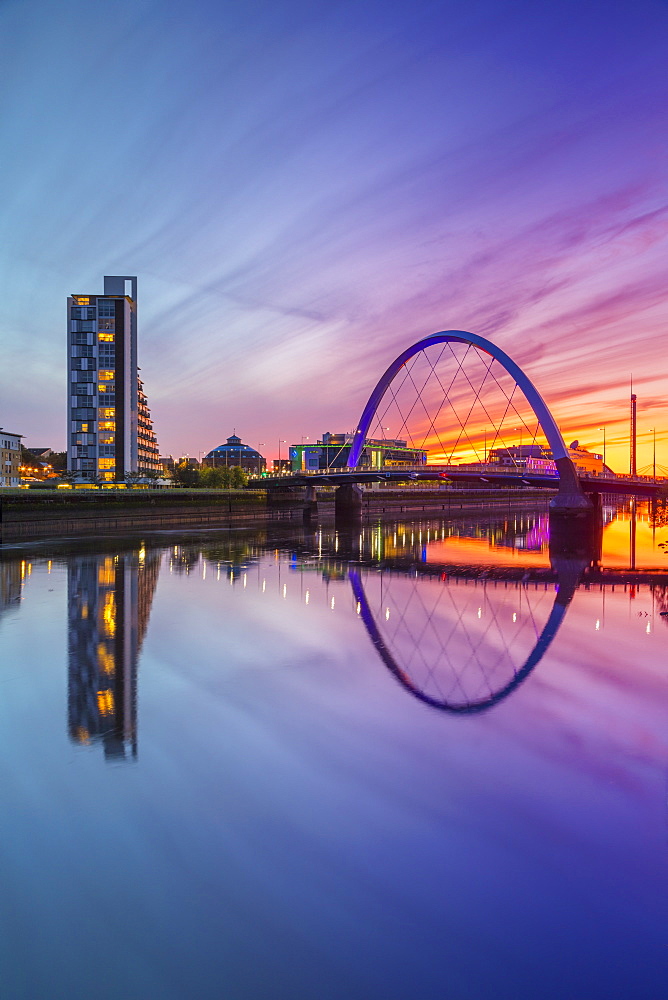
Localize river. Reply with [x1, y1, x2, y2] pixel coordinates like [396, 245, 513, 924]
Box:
[0, 501, 666, 999]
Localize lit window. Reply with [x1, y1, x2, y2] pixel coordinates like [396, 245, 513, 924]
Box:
[98, 458, 115, 469]
[98, 331, 114, 342]
[96, 690, 115, 715]
[99, 420, 115, 431]
[98, 370, 114, 380]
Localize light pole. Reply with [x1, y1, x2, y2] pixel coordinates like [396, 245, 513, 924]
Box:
[650, 428, 656, 481]
[598, 427, 606, 473]
[514, 427, 523, 468]
[278, 439, 286, 474]
[258, 443, 265, 476]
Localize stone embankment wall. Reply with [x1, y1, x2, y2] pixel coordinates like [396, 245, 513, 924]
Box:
[0, 490, 296, 541]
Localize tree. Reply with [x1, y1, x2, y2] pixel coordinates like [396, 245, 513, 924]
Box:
[230, 466, 248, 488]
[199, 466, 227, 489]
[172, 462, 201, 488]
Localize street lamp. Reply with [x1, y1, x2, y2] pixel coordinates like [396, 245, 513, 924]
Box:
[278, 439, 286, 474]
[598, 427, 606, 472]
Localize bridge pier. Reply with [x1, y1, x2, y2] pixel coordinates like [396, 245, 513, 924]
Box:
[303, 484, 318, 523]
[335, 483, 363, 527]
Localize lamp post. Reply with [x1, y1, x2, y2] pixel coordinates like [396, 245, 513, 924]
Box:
[598, 427, 606, 473]
[278, 439, 286, 474]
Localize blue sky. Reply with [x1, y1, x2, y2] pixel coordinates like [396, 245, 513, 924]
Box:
[1, 0, 666, 466]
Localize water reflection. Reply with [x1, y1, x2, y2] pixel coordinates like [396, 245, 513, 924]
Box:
[67, 548, 160, 760]
[0, 558, 22, 623]
[0, 503, 665, 758]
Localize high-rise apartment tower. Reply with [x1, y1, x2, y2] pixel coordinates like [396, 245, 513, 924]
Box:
[67, 276, 160, 482]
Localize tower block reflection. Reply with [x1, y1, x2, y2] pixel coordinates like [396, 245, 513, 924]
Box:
[68, 549, 160, 760]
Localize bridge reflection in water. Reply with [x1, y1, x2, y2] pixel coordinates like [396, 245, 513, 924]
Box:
[166, 506, 665, 715]
[349, 561, 579, 714]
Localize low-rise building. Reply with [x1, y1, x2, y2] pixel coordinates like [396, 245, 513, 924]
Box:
[488, 441, 603, 475]
[0, 429, 22, 487]
[290, 432, 427, 471]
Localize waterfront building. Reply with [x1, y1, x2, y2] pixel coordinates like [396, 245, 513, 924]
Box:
[67, 276, 160, 483]
[203, 434, 266, 474]
[0, 429, 22, 487]
[290, 432, 427, 472]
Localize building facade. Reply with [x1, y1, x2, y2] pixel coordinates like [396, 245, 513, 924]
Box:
[290, 432, 427, 471]
[0, 429, 22, 487]
[67, 276, 160, 482]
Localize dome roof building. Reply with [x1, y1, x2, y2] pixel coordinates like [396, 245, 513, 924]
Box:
[203, 435, 265, 474]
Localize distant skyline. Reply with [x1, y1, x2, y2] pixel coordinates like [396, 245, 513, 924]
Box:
[1, 0, 667, 471]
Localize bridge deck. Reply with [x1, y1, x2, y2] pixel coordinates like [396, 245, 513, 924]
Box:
[252, 466, 666, 497]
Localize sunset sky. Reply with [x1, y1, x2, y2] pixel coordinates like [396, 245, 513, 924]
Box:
[1, 0, 666, 469]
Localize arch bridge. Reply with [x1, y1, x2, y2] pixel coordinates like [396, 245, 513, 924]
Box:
[254, 331, 664, 504]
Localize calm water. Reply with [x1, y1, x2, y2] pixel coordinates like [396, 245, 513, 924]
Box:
[0, 505, 666, 1000]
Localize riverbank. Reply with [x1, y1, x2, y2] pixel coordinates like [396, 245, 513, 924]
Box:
[0, 487, 554, 542]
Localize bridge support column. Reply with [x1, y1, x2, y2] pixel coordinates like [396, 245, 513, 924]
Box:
[335, 483, 363, 526]
[550, 456, 593, 512]
[303, 484, 318, 522]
